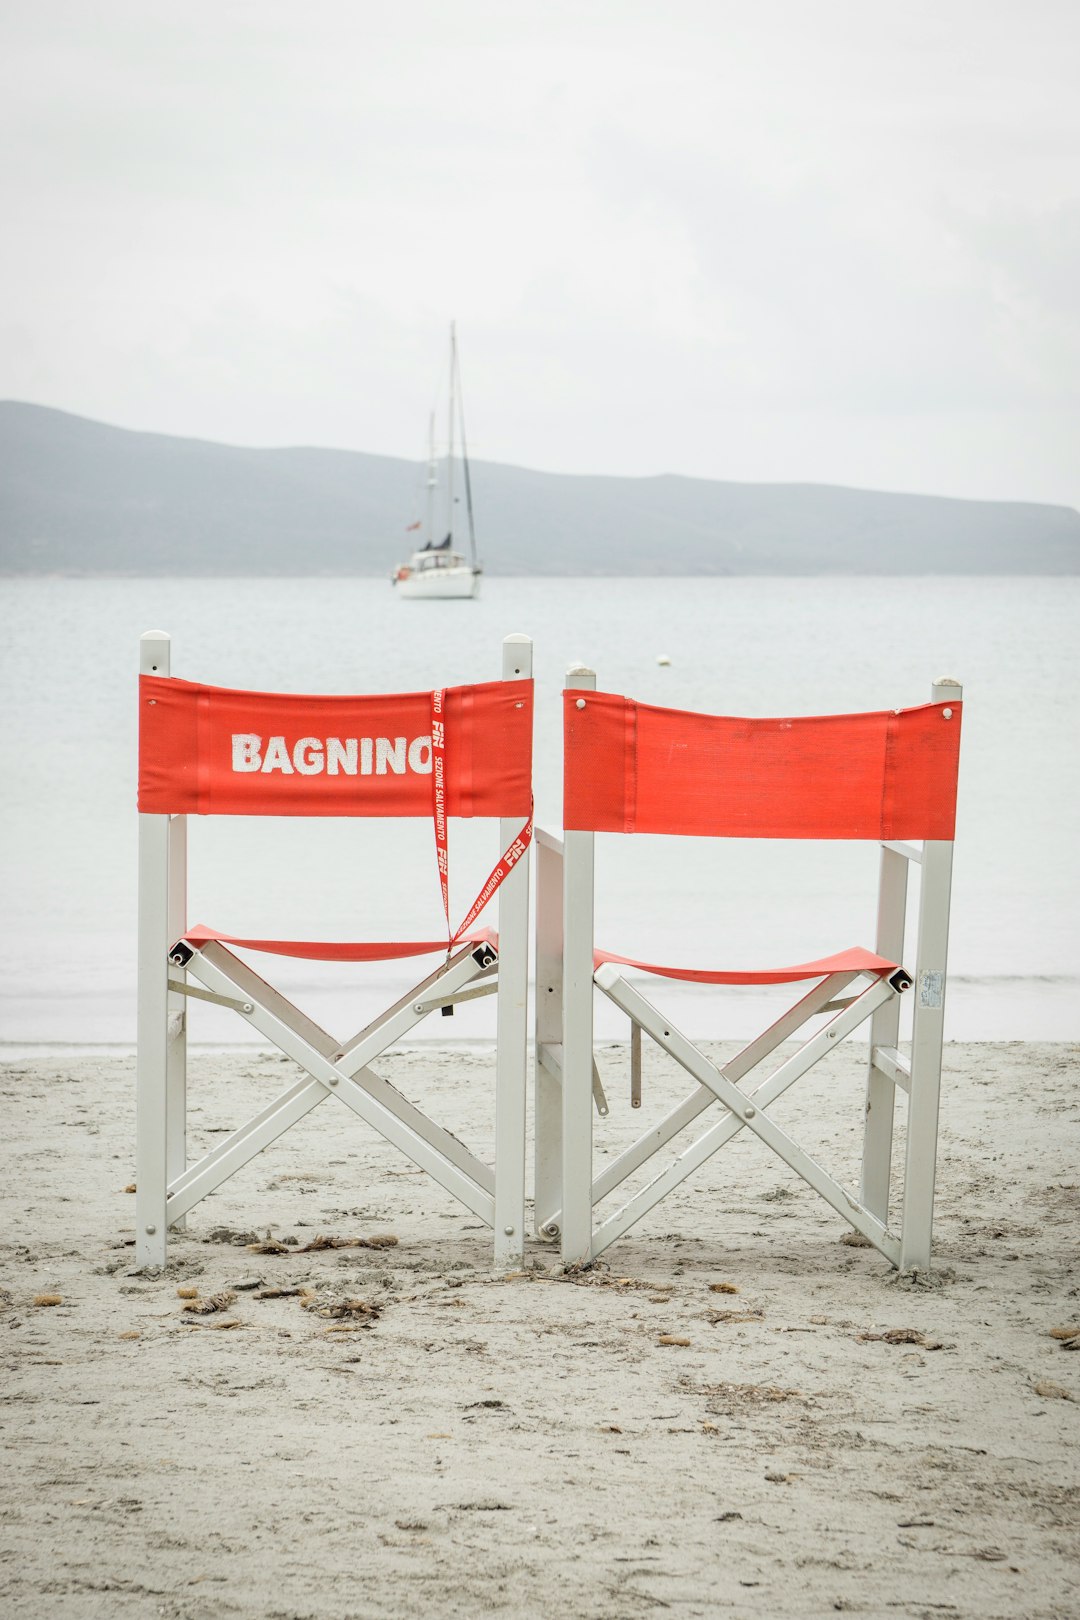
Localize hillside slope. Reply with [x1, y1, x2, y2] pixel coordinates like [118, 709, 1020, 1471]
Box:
[2, 401, 1077, 575]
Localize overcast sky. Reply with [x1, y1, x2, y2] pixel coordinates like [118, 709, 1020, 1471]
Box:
[2, 0, 1078, 508]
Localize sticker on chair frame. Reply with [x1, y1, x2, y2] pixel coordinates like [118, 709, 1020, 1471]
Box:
[918, 969, 944, 1009]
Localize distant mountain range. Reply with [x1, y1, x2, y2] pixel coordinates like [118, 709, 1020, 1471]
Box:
[1, 401, 1077, 575]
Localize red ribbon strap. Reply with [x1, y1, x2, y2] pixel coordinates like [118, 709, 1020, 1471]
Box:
[431, 687, 531, 948]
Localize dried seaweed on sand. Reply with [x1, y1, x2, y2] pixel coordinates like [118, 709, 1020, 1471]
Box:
[857, 1327, 943, 1349]
[181, 1290, 236, 1315]
[247, 1233, 398, 1255]
[299, 1289, 382, 1326]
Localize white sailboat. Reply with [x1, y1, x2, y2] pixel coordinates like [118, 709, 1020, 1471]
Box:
[392, 324, 482, 600]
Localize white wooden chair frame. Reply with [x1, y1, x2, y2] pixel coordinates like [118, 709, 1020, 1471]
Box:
[136, 632, 532, 1272]
[535, 664, 961, 1273]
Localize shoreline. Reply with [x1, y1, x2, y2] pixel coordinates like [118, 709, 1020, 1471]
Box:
[2, 1018, 1078, 1060]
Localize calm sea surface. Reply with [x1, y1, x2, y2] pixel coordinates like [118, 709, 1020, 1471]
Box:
[1, 575, 1077, 1047]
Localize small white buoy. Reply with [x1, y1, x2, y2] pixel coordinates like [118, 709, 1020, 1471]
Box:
[656, 653, 671, 666]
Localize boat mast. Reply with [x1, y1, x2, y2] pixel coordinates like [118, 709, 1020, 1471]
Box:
[454, 331, 479, 569]
[425, 410, 437, 546]
[446, 323, 456, 544]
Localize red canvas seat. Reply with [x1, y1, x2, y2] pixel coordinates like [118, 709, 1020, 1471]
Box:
[136, 631, 533, 1271]
[535, 667, 962, 1272]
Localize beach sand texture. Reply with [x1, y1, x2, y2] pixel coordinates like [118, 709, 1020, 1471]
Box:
[2, 1040, 1078, 1618]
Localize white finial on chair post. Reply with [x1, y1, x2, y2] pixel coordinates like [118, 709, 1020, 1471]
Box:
[502, 633, 532, 680]
[140, 630, 171, 676]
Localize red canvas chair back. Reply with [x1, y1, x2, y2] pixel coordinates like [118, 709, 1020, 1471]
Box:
[140, 674, 531, 821]
[139, 665, 533, 953]
[536, 667, 963, 1274]
[136, 632, 534, 1273]
[563, 689, 959, 841]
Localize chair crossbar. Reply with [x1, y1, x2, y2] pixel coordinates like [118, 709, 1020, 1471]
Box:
[190, 943, 498, 1180]
[169, 1071, 323, 1193]
[537, 1041, 562, 1082]
[169, 948, 497, 1217]
[883, 840, 923, 865]
[331, 941, 496, 1069]
[168, 1076, 326, 1223]
[588, 971, 901, 1260]
[871, 1044, 912, 1095]
[168, 1036, 501, 1224]
[414, 979, 499, 1014]
[534, 1041, 610, 1119]
[169, 978, 257, 1016]
[585, 969, 861, 1213]
[190, 942, 341, 1058]
[537, 959, 861, 1224]
[184, 942, 497, 1225]
[540, 969, 865, 1239]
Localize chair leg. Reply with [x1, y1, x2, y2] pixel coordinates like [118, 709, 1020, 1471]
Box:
[136, 813, 170, 1269]
[166, 1020, 187, 1233]
[534, 833, 564, 1236]
[493, 1076, 525, 1268]
[166, 814, 187, 1231]
[136, 1045, 168, 1269]
[899, 1000, 945, 1271]
[494, 855, 529, 1270]
[862, 1052, 897, 1222]
[899, 836, 953, 1272]
[560, 830, 596, 1265]
[861, 845, 908, 1221]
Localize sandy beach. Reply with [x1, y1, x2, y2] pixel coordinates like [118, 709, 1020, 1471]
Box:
[2, 1039, 1078, 1619]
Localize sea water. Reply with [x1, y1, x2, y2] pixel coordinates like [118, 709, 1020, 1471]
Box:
[1, 574, 1077, 1047]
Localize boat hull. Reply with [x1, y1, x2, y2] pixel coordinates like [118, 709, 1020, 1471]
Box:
[396, 565, 481, 600]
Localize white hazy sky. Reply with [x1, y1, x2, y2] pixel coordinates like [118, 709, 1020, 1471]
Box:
[2, 0, 1078, 508]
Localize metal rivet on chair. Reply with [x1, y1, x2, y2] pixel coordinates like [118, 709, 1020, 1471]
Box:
[576, 698, 586, 709]
[942, 707, 953, 719]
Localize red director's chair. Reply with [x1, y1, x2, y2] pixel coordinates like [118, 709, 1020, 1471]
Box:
[535, 666, 962, 1273]
[136, 631, 533, 1271]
